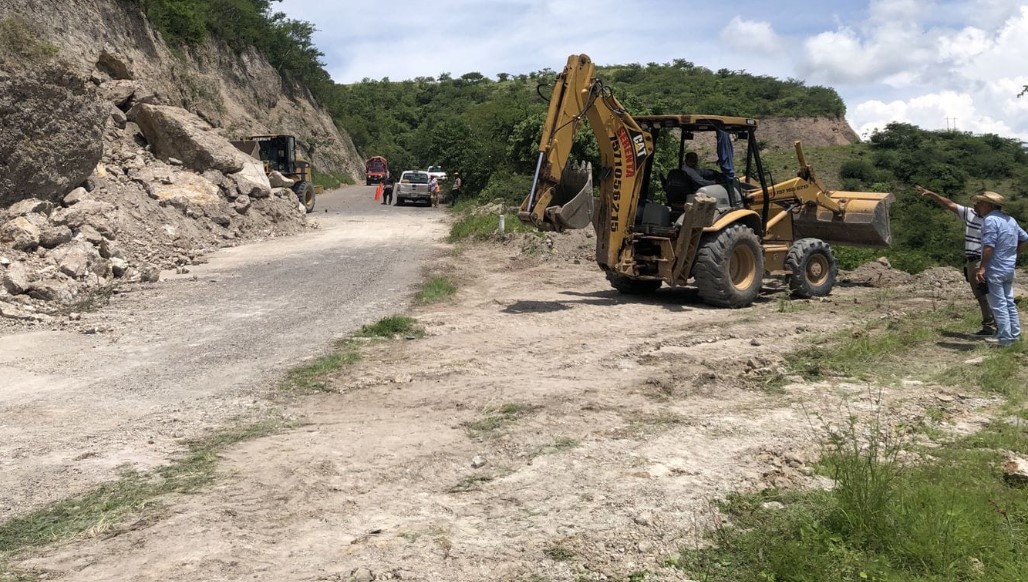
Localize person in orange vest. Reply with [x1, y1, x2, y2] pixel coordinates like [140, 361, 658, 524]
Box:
[429, 176, 440, 207]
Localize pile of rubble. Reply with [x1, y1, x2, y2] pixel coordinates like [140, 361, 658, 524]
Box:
[0, 72, 309, 323]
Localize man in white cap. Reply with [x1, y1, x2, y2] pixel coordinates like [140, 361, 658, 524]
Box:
[973, 191, 1028, 346]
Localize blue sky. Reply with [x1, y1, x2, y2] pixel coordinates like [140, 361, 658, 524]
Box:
[275, 0, 1028, 142]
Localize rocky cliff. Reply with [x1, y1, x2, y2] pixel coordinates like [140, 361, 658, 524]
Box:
[0, 0, 364, 183]
[0, 1, 365, 321]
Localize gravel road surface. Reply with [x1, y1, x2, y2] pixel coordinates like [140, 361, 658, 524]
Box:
[0, 185, 449, 519]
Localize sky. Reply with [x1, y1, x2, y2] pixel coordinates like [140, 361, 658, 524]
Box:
[274, 0, 1028, 142]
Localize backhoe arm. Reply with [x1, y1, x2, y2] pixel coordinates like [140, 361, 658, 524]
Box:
[519, 54, 653, 268]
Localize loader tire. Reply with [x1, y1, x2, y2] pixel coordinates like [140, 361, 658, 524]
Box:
[786, 238, 837, 298]
[693, 224, 764, 308]
[606, 271, 661, 295]
[293, 181, 315, 213]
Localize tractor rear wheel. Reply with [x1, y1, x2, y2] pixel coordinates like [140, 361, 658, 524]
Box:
[606, 271, 662, 295]
[693, 224, 764, 308]
[786, 238, 837, 298]
[293, 181, 315, 213]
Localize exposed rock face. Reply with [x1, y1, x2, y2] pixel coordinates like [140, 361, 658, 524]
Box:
[759, 117, 861, 147]
[0, 68, 107, 206]
[0, 0, 364, 180]
[0, 3, 365, 318]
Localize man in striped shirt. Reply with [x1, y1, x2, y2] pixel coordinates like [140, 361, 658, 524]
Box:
[916, 185, 996, 336]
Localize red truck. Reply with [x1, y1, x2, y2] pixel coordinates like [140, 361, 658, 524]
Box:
[365, 156, 389, 185]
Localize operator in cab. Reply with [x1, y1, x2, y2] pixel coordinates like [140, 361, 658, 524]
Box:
[681, 152, 719, 186]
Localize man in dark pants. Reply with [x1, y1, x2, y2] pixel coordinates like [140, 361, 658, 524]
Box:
[916, 185, 996, 336]
[449, 173, 462, 207]
[381, 176, 394, 205]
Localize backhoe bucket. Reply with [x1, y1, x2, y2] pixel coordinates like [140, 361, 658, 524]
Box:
[542, 161, 595, 231]
[792, 191, 894, 248]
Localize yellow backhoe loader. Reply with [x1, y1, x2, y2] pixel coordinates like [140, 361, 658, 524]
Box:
[519, 54, 893, 307]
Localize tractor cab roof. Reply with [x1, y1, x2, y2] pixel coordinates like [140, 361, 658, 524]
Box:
[633, 115, 758, 134]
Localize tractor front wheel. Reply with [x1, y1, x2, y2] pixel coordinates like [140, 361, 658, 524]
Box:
[693, 224, 764, 308]
[786, 238, 837, 298]
[293, 181, 315, 213]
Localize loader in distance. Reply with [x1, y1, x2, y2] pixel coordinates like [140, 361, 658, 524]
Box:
[233, 135, 317, 213]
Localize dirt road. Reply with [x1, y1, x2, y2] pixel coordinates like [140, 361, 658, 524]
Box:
[1, 186, 448, 519]
[4, 196, 1001, 581]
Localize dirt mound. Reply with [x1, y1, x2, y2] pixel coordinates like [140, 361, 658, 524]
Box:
[839, 259, 915, 287]
[913, 266, 966, 290]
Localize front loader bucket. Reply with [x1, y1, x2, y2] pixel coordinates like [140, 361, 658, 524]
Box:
[792, 191, 894, 248]
[546, 162, 594, 230]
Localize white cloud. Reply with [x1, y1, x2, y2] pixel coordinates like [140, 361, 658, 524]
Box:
[720, 17, 783, 54]
[937, 27, 990, 64]
[809, 4, 1028, 140]
[850, 90, 1022, 140]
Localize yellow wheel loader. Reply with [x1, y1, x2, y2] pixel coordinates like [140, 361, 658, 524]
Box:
[232, 135, 316, 213]
[519, 54, 893, 308]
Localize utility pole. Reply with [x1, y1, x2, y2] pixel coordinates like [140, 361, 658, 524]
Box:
[945, 117, 958, 131]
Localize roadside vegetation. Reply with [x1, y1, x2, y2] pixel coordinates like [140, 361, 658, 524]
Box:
[448, 209, 537, 244]
[311, 168, 354, 190]
[281, 314, 423, 393]
[127, 0, 330, 96]
[415, 275, 457, 304]
[0, 16, 59, 65]
[679, 305, 1028, 582]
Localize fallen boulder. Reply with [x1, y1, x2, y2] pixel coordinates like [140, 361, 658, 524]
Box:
[0, 68, 107, 207]
[131, 103, 248, 175]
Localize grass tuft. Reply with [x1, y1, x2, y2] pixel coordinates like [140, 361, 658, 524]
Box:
[0, 17, 59, 64]
[280, 315, 422, 394]
[542, 540, 575, 561]
[449, 211, 537, 243]
[359, 315, 422, 339]
[415, 276, 457, 304]
[462, 402, 539, 439]
[280, 350, 359, 393]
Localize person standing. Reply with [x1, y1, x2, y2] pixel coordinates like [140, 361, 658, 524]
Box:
[381, 175, 394, 205]
[915, 185, 996, 336]
[973, 191, 1028, 346]
[429, 176, 440, 207]
[450, 173, 462, 207]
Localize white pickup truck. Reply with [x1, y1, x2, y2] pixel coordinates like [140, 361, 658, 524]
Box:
[395, 170, 433, 206]
[426, 165, 447, 183]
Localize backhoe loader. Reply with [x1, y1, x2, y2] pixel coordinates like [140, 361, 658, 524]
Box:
[519, 54, 893, 307]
